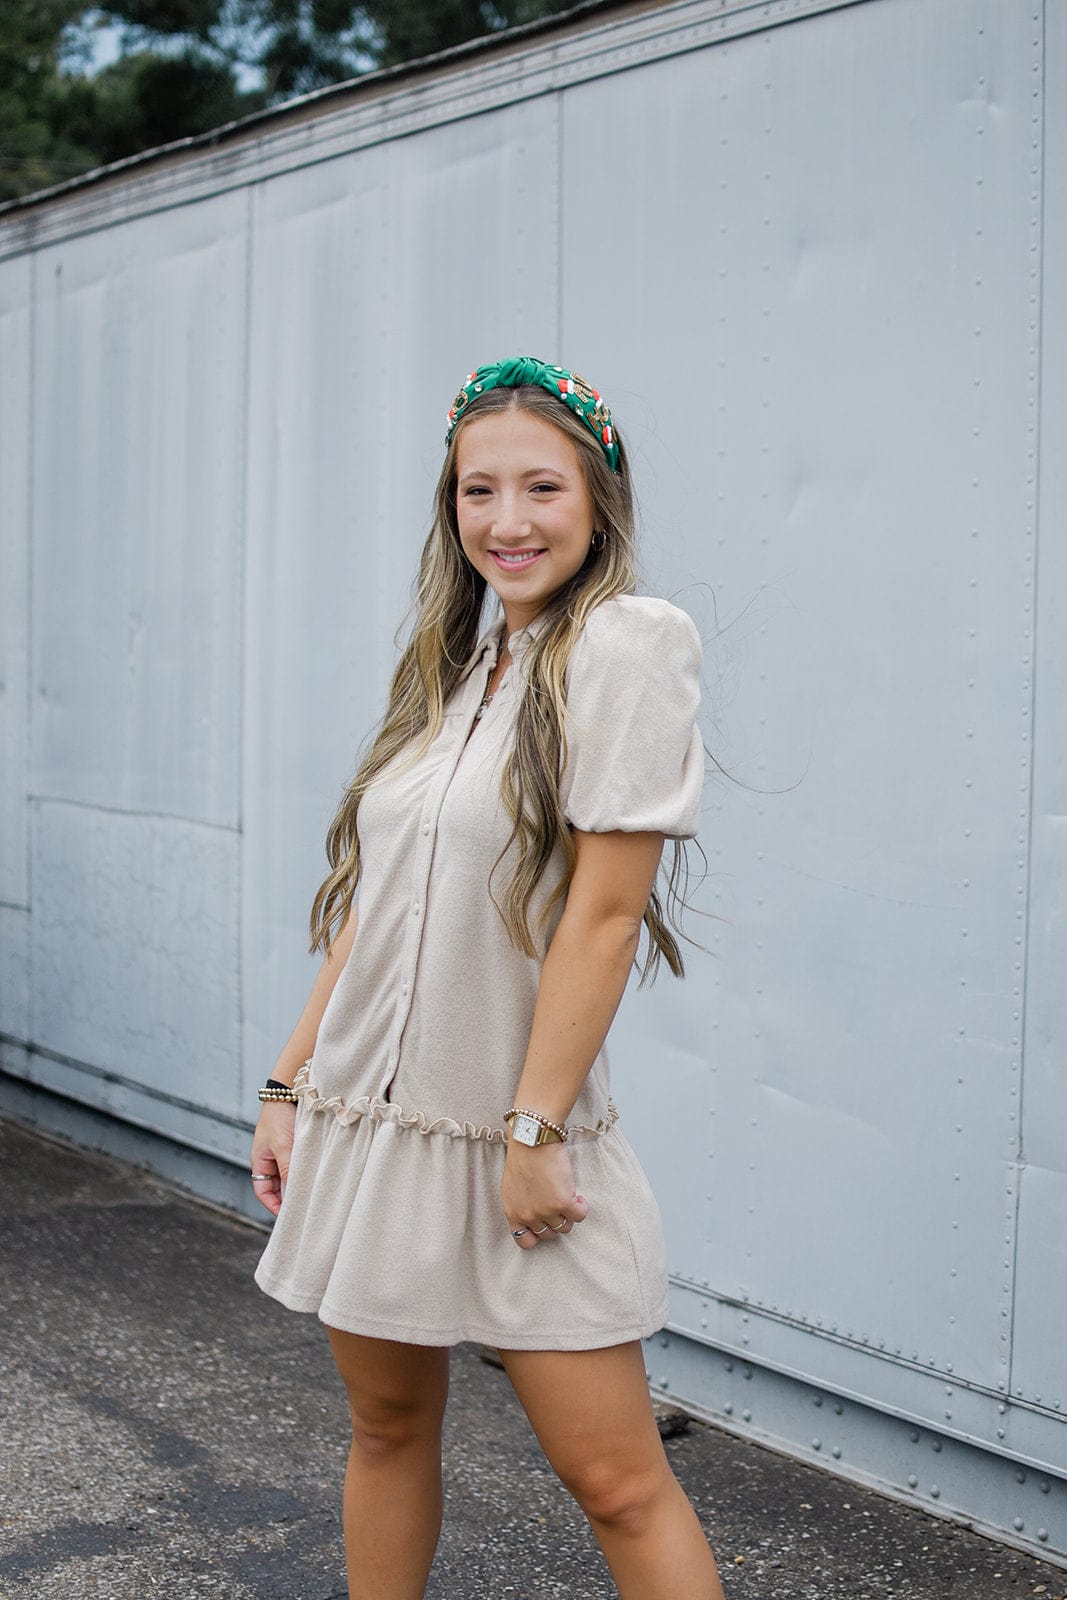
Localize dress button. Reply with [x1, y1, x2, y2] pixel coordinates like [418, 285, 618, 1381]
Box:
[412, 903, 420, 916]
[401, 983, 409, 996]
[422, 823, 430, 835]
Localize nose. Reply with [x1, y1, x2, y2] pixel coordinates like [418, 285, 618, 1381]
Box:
[492, 490, 531, 541]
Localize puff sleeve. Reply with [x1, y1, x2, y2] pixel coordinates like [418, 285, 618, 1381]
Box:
[559, 596, 704, 838]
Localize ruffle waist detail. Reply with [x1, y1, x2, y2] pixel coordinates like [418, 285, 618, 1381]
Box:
[294, 1060, 619, 1143]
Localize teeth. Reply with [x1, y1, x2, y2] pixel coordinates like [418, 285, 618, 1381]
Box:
[496, 551, 539, 564]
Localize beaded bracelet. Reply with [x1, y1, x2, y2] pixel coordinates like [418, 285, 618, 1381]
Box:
[258, 1078, 299, 1104]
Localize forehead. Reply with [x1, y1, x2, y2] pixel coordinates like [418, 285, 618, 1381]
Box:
[455, 408, 581, 472]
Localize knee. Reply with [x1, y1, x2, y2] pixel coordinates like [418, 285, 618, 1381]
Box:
[348, 1395, 443, 1464]
[563, 1460, 667, 1534]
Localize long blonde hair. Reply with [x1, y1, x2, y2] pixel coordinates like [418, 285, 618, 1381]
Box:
[309, 385, 688, 979]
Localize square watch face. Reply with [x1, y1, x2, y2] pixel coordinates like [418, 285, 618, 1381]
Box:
[512, 1113, 541, 1145]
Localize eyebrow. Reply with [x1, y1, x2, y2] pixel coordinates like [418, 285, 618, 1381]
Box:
[457, 466, 568, 484]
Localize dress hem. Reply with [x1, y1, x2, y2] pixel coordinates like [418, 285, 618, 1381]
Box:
[255, 1265, 668, 1351]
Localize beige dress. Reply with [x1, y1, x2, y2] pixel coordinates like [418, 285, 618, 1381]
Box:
[255, 594, 704, 1349]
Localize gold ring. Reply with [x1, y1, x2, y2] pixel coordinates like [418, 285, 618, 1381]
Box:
[532, 1225, 550, 1235]
[552, 1220, 567, 1230]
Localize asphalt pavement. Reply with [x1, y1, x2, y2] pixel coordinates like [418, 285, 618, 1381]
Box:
[1, 1115, 1063, 1599]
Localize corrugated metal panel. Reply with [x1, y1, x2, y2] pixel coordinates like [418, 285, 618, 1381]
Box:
[29, 801, 243, 1149]
[599, 0, 1040, 1391]
[0, 253, 31, 912]
[0, 251, 33, 1050]
[31, 193, 246, 824]
[1011, 0, 1067, 1417]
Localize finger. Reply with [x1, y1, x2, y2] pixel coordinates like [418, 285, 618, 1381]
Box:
[510, 1225, 538, 1250]
[251, 1168, 281, 1214]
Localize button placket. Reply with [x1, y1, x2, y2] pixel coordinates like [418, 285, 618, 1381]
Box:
[384, 672, 490, 1078]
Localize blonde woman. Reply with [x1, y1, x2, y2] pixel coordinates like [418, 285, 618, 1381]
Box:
[251, 358, 726, 1600]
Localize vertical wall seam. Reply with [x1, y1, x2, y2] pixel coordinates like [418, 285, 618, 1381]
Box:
[1006, 0, 1046, 1404]
[25, 249, 37, 1048]
[555, 87, 564, 359]
[234, 183, 256, 1105]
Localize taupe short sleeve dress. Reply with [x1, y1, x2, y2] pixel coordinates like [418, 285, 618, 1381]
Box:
[255, 594, 704, 1350]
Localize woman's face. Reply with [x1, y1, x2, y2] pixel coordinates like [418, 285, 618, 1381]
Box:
[455, 408, 596, 635]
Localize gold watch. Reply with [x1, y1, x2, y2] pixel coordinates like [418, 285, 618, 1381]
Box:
[504, 1108, 568, 1146]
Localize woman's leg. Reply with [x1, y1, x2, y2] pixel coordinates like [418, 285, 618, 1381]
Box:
[326, 1328, 451, 1600]
[500, 1341, 726, 1600]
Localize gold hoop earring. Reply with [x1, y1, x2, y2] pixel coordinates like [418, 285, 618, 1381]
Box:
[591, 530, 606, 554]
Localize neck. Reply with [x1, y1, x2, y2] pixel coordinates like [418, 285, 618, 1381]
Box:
[501, 600, 544, 640]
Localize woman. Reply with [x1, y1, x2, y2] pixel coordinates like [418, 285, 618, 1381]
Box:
[251, 356, 727, 1600]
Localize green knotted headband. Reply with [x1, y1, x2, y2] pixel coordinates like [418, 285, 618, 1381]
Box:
[445, 356, 620, 473]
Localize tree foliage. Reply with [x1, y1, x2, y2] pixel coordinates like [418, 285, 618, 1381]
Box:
[0, 0, 576, 202]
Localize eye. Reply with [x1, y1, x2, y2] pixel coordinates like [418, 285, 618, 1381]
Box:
[461, 485, 491, 497]
[531, 481, 562, 494]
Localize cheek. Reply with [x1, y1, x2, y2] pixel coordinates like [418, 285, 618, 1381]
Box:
[454, 505, 479, 559]
[457, 532, 492, 581]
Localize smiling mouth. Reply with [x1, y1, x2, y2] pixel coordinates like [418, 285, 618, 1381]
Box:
[490, 549, 545, 571]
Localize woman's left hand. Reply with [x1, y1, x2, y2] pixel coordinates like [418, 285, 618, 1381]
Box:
[502, 1143, 589, 1249]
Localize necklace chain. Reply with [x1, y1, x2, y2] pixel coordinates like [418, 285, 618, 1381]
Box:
[474, 658, 509, 723]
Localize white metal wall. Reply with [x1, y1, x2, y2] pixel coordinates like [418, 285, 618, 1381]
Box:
[1, 0, 1064, 1559]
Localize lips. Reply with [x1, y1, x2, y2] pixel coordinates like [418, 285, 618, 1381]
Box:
[489, 549, 545, 571]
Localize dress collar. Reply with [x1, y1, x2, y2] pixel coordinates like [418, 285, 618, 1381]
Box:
[460, 608, 550, 679]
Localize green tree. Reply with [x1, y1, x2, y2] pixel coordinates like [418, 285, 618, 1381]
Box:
[0, 0, 577, 202]
[1, 0, 93, 200]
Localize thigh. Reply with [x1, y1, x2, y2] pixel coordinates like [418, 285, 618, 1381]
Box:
[326, 1327, 451, 1431]
[499, 1341, 665, 1487]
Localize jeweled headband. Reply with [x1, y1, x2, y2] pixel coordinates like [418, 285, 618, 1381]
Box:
[445, 356, 620, 473]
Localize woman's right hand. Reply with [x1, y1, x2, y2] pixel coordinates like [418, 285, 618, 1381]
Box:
[249, 1103, 296, 1216]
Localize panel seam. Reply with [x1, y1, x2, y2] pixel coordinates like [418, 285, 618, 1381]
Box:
[1006, 0, 1046, 1406]
[25, 250, 36, 1049]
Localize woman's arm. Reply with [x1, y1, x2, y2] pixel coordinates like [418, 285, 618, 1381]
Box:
[249, 910, 358, 1215]
[500, 829, 664, 1249]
